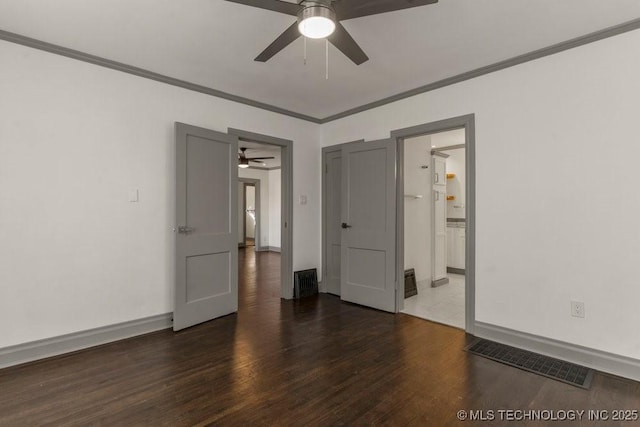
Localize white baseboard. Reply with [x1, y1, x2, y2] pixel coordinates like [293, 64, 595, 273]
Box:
[0, 313, 173, 369]
[254, 246, 280, 253]
[474, 321, 640, 382]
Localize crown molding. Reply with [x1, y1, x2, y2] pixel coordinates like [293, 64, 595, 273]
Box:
[320, 17, 640, 123]
[2, 17, 640, 124]
[0, 29, 321, 124]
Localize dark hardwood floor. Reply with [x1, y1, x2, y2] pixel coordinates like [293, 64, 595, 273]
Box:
[1, 249, 639, 426]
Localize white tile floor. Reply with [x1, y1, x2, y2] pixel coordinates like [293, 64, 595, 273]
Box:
[401, 273, 465, 329]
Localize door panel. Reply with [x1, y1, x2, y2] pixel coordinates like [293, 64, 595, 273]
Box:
[341, 139, 396, 312]
[186, 252, 230, 302]
[325, 151, 342, 295]
[175, 123, 238, 331]
[186, 137, 231, 234]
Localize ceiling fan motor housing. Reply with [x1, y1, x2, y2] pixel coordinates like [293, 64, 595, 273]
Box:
[298, 1, 337, 38]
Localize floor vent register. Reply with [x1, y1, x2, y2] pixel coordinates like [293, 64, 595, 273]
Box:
[466, 339, 593, 389]
[293, 268, 318, 298]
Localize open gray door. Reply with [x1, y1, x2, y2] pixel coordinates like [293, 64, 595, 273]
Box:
[174, 123, 238, 331]
[341, 139, 396, 312]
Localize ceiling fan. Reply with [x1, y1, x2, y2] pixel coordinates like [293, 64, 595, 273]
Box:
[238, 147, 275, 168]
[224, 0, 438, 65]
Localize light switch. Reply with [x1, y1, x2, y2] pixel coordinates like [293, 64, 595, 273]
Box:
[299, 195, 307, 205]
[128, 189, 139, 202]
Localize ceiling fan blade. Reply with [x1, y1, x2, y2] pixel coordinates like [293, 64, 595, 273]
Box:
[224, 0, 299, 16]
[334, 0, 438, 20]
[247, 156, 276, 160]
[255, 21, 301, 62]
[327, 22, 368, 65]
[250, 160, 267, 164]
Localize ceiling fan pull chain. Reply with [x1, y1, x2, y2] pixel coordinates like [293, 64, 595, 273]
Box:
[303, 36, 307, 65]
[325, 38, 329, 80]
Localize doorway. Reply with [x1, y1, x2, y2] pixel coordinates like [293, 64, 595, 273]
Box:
[229, 128, 294, 300]
[173, 124, 294, 332]
[392, 114, 475, 333]
[401, 130, 466, 328]
[245, 184, 256, 247]
[238, 179, 261, 250]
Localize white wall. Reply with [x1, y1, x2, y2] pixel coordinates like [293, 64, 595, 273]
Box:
[0, 40, 321, 348]
[444, 148, 465, 219]
[403, 136, 432, 283]
[5, 26, 640, 365]
[322, 29, 640, 360]
[268, 169, 282, 249]
[238, 168, 270, 247]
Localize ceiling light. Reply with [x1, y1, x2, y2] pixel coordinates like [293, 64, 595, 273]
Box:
[239, 160, 249, 168]
[298, 4, 336, 39]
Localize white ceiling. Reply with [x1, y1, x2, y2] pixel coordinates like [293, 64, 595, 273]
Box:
[1, 0, 640, 119]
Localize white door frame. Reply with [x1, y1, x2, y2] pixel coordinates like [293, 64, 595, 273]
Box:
[228, 128, 294, 300]
[391, 114, 476, 334]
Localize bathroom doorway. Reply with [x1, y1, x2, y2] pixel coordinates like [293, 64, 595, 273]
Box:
[401, 128, 468, 329]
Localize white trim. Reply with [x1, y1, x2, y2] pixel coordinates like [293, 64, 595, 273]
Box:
[0, 313, 172, 369]
[254, 246, 281, 253]
[474, 321, 640, 382]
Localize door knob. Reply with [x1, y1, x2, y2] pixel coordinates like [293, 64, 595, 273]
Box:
[341, 222, 352, 229]
[178, 225, 195, 234]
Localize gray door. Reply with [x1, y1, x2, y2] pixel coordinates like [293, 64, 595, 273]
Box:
[325, 150, 342, 295]
[174, 123, 238, 331]
[341, 139, 396, 312]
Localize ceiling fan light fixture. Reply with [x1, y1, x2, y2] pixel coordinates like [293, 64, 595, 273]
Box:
[298, 5, 336, 39]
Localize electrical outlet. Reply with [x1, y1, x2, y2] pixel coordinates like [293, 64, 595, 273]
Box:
[571, 301, 585, 318]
